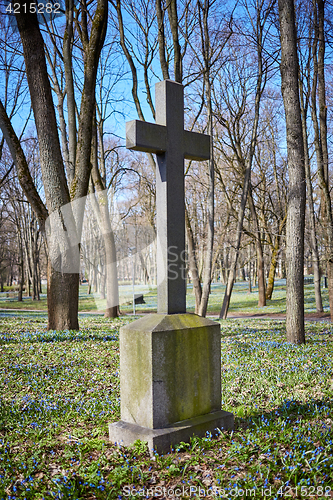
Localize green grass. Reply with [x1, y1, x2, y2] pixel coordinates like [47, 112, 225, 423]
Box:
[0, 279, 330, 316]
[205, 281, 330, 316]
[0, 315, 332, 498]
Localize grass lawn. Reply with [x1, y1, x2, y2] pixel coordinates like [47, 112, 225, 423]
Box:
[0, 279, 330, 317]
[0, 315, 332, 499]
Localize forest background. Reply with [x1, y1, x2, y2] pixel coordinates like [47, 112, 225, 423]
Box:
[0, 0, 332, 343]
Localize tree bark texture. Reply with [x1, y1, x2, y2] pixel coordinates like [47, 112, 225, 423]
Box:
[248, 187, 266, 307]
[185, 206, 202, 313]
[47, 262, 79, 330]
[278, 0, 306, 343]
[311, 0, 333, 319]
[70, 0, 108, 203]
[14, 5, 80, 330]
[299, 74, 323, 312]
[167, 0, 182, 83]
[156, 0, 170, 80]
[15, 5, 70, 213]
[63, 0, 76, 184]
[13, 0, 108, 330]
[90, 129, 119, 318]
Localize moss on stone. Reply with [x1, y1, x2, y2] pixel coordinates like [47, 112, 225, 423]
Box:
[119, 313, 221, 429]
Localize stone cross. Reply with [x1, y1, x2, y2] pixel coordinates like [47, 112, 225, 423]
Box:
[126, 80, 210, 314]
[109, 81, 233, 454]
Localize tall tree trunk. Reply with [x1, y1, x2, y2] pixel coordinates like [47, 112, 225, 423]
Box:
[90, 130, 119, 318]
[14, 4, 79, 328]
[266, 238, 279, 300]
[299, 71, 323, 312]
[310, 0, 333, 319]
[278, 0, 306, 343]
[317, 0, 331, 316]
[63, 0, 76, 184]
[197, 0, 214, 317]
[47, 263, 79, 330]
[9, 0, 108, 330]
[17, 231, 24, 302]
[248, 187, 266, 307]
[185, 207, 202, 313]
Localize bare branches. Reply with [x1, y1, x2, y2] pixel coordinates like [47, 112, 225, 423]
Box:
[167, 0, 182, 82]
[156, 0, 170, 79]
[111, 0, 145, 121]
[0, 99, 48, 226]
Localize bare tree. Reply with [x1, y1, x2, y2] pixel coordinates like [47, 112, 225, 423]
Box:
[310, 0, 332, 318]
[278, 0, 306, 343]
[217, 0, 273, 319]
[297, 4, 323, 312]
[0, 0, 108, 330]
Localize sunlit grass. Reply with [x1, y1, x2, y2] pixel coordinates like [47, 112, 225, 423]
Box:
[0, 316, 332, 498]
[0, 278, 329, 317]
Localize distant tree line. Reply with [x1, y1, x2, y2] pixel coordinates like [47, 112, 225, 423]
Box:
[0, 0, 332, 344]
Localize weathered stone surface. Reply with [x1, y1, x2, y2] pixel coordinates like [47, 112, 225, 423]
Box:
[109, 410, 234, 455]
[119, 313, 222, 430]
[126, 120, 167, 153]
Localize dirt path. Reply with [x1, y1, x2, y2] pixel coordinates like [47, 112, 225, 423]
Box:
[217, 312, 331, 322]
[0, 308, 331, 322]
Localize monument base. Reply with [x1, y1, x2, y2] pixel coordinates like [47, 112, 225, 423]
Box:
[109, 410, 234, 454]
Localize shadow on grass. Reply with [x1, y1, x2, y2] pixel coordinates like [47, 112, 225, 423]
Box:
[0, 331, 119, 344]
[219, 319, 287, 336]
[0, 311, 47, 318]
[220, 319, 333, 337]
[233, 396, 333, 432]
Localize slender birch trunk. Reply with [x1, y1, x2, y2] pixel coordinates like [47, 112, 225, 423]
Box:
[90, 130, 119, 318]
[198, 0, 214, 316]
[185, 207, 202, 313]
[278, 0, 306, 343]
[299, 75, 323, 312]
[248, 187, 266, 307]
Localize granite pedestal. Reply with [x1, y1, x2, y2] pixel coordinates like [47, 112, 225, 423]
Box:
[109, 314, 234, 453]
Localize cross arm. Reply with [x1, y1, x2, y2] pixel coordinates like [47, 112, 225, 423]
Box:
[183, 130, 211, 161]
[126, 120, 167, 154]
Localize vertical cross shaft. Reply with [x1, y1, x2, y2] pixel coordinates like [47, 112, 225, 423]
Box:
[126, 80, 210, 314]
[155, 81, 186, 313]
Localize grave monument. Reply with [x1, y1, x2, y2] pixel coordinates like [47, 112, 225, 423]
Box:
[109, 80, 234, 453]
